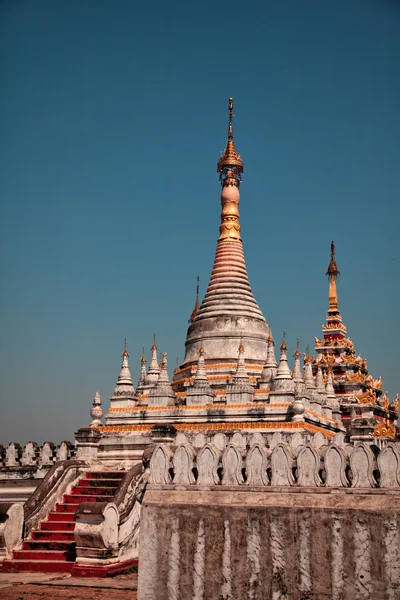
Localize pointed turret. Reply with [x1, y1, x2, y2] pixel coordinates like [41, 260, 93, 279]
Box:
[303, 356, 315, 390]
[90, 390, 103, 427]
[269, 335, 295, 401]
[179, 98, 270, 379]
[189, 276, 200, 323]
[227, 341, 254, 403]
[315, 366, 325, 394]
[187, 344, 214, 405]
[292, 340, 303, 384]
[260, 334, 277, 383]
[233, 340, 250, 384]
[275, 337, 292, 381]
[109, 340, 136, 408]
[148, 352, 176, 406]
[147, 335, 160, 386]
[136, 346, 147, 393]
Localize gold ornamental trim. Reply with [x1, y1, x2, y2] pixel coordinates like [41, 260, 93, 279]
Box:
[346, 372, 366, 384]
[99, 422, 334, 437]
[373, 418, 397, 440]
[355, 389, 377, 405]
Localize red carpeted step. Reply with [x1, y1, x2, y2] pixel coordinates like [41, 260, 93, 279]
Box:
[32, 530, 75, 542]
[86, 471, 126, 480]
[63, 493, 114, 504]
[70, 486, 117, 496]
[1, 559, 74, 573]
[41, 521, 75, 532]
[13, 549, 75, 561]
[78, 478, 121, 488]
[55, 503, 77, 513]
[48, 511, 76, 522]
[23, 540, 75, 552]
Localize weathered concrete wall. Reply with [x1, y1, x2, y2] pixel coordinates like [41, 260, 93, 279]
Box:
[138, 487, 400, 600]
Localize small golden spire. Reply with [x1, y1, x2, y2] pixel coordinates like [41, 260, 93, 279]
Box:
[326, 241, 340, 311]
[281, 331, 287, 351]
[122, 337, 129, 357]
[151, 333, 157, 351]
[141, 345, 146, 363]
[174, 357, 179, 375]
[199, 336, 205, 354]
[217, 98, 244, 176]
[189, 275, 200, 322]
[294, 338, 300, 358]
[238, 334, 244, 353]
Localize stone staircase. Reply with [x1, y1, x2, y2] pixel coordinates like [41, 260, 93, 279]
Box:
[1, 470, 125, 573]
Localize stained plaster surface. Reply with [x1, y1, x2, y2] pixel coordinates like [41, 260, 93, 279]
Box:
[138, 488, 400, 600]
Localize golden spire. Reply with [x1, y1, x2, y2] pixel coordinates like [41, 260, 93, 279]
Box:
[189, 275, 200, 322]
[141, 345, 146, 364]
[326, 241, 340, 311]
[217, 98, 244, 177]
[151, 333, 157, 351]
[122, 337, 129, 357]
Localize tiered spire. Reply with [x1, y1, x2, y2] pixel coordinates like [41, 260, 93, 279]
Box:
[109, 340, 136, 407]
[233, 340, 250, 384]
[148, 352, 175, 406]
[137, 346, 147, 389]
[187, 344, 214, 404]
[193, 98, 266, 323]
[261, 334, 278, 383]
[292, 340, 303, 384]
[146, 335, 160, 385]
[326, 240, 340, 312]
[275, 336, 292, 380]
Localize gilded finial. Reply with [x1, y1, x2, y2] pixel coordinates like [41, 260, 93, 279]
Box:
[217, 97, 243, 181]
[141, 345, 146, 363]
[326, 241, 340, 311]
[294, 338, 300, 357]
[281, 332, 287, 351]
[326, 241, 340, 279]
[151, 333, 157, 351]
[199, 336, 204, 355]
[174, 357, 179, 375]
[238, 333, 244, 353]
[123, 337, 129, 357]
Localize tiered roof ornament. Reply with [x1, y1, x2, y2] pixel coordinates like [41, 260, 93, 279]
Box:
[109, 339, 136, 408]
[148, 352, 175, 406]
[146, 335, 160, 386]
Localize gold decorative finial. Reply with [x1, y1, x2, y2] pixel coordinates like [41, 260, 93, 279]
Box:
[199, 336, 204, 355]
[141, 345, 146, 363]
[189, 275, 200, 322]
[294, 338, 300, 357]
[238, 333, 244, 353]
[123, 337, 129, 357]
[151, 333, 157, 351]
[326, 241, 340, 311]
[217, 97, 244, 177]
[281, 331, 287, 351]
[174, 357, 179, 374]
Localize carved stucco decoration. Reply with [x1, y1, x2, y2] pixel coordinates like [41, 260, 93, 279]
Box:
[377, 444, 400, 488]
[296, 445, 322, 487]
[221, 444, 244, 485]
[149, 444, 174, 485]
[173, 444, 196, 485]
[245, 443, 269, 486]
[350, 443, 377, 488]
[324, 444, 349, 487]
[196, 444, 221, 485]
[270, 443, 295, 486]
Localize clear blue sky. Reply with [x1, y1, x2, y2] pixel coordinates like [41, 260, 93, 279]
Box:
[0, 0, 399, 444]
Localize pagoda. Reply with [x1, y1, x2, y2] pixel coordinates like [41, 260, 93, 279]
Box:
[97, 99, 345, 463]
[306, 242, 398, 442]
